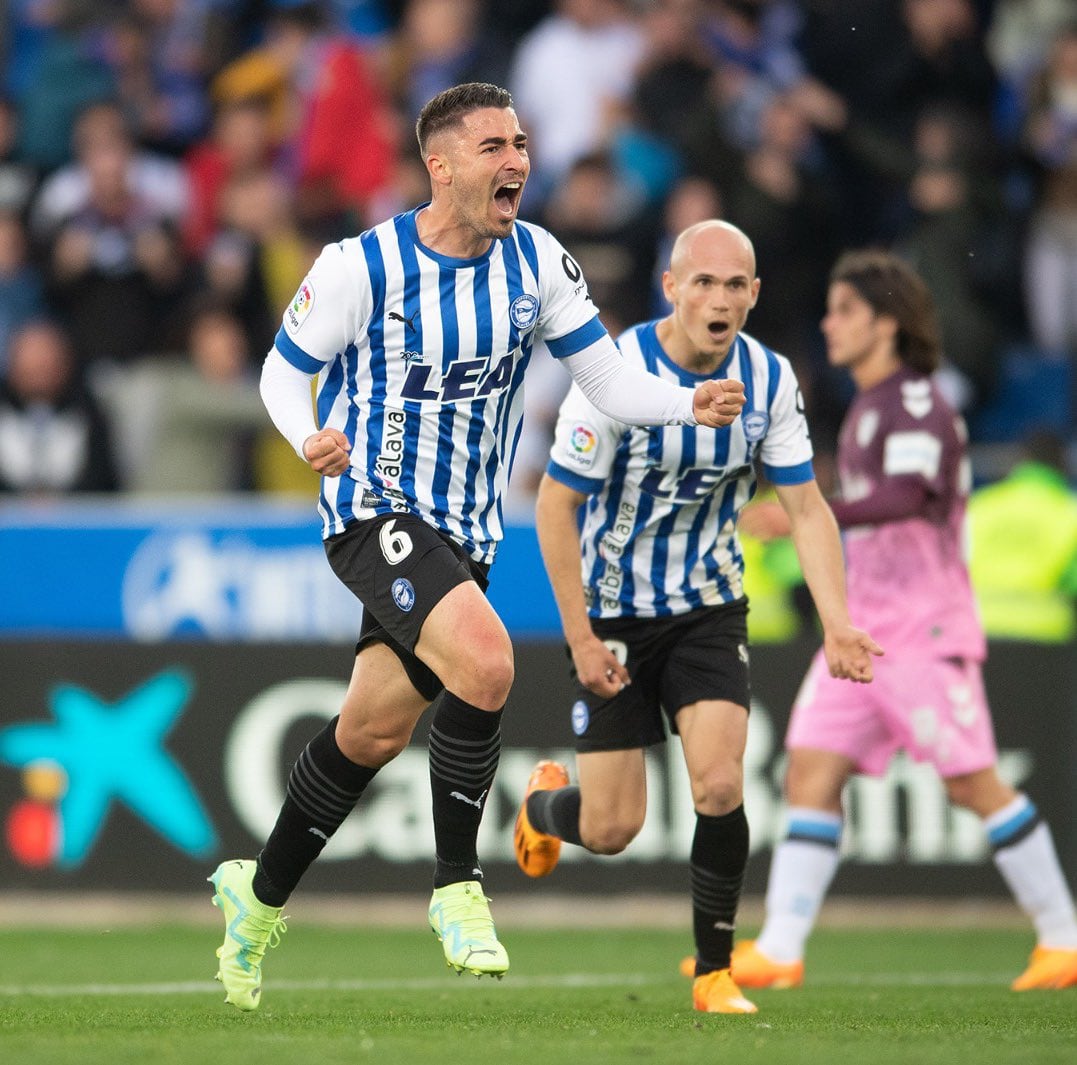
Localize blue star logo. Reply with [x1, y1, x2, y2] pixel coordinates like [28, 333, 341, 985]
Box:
[0, 670, 217, 866]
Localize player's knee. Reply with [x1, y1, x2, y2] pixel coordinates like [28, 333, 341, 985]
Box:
[690, 764, 743, 815]
[784, 758, 844, 811]
[446, 633, 514, 708]
[944, 770, 1010, 815]
[583, 816, 644, 855]
[336, 721, 410, 768]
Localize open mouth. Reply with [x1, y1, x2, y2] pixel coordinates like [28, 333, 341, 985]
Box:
[707, 321, 731, 343]
[494, 181, 522, 219]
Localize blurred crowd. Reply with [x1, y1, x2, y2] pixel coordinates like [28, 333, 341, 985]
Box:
[0, 0, 1075, 504]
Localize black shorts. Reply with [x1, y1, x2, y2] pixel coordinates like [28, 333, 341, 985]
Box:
[568, 600, 751, 753]
[325, 513, 489, 702]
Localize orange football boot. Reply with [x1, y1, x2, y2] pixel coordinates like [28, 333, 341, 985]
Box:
[1012, 946, 1077, 990]
[731, 939, 804, 989]
[513, 760, 570, 877]
[692, 969, 758, 1014]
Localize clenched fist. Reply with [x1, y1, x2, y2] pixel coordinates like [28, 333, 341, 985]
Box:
[693, 378, 746, 428]
[302, 428, 352, 476]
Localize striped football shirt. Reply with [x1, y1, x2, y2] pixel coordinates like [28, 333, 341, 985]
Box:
[546, 321, 814, 618]
[272, 206, 606, 562]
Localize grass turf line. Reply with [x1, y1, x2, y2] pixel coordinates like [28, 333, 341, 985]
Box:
[0, 927, 1073, 1065]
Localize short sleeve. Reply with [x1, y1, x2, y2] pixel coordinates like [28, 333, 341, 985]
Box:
[546, 382, 625, 494]
[272, 241, 368, 374]
[531, 228, 608, 358]
[759, 355, 814, 484]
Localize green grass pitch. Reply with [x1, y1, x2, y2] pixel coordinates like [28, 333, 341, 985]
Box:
[1, 923, 1074, 1065]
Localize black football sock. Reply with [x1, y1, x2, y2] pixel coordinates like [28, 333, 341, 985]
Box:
[690, 805, 750, 975]
[253, 716, 378, 907]
[526, 785, 583, 847]
[428, 692, 502, 888]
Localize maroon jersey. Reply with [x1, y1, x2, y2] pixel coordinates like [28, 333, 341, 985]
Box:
[834, 367, 986, 660]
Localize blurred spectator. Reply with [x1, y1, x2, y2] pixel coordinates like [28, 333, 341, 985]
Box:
[801, 0, 998, 246]
[211, 0, 397, 228]
[12, 0, 116, 172]
[703, 0, 846, 152]
[364, 150, 433, 223]
[3, 0, 64, 100]
[631, 0, 745, 209]
[387, 0, 512, 123]
[724, 89, 839, 367]
[987, 0, 1074, 140]
[95, 0, 216, 155]
[200, 167, 312, 351]
[541, 151, 657, 328]
[968, 430, 1077, 642]
[115, 300, 271, 493]
[0, 209, 46, 378]
[901, 104, 1017, 410]
[328, 0, 393, 40]
[31, 100, 188, 237]
[894, 0, 999, 121]
[1021, 20, 1077, 355]
[0, 96, 38, 217]
[509, 0, 645, 207]
[182, 95, 277, 258]
[829, 100, 1013, 411]
[30, 100, 190, 366]
[0, 318, 118, 494]
[650, 174, 724, 315]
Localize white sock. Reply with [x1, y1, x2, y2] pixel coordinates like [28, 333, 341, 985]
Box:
[755, 807, 843, 964]
[987, 795, 1077, 950]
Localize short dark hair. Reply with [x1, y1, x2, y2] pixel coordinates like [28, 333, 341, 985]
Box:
[830, 250, 941, 374]
[415, 83, 514, 155]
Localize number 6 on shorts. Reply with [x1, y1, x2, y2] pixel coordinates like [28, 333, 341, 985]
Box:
[379, 518, 414, 564]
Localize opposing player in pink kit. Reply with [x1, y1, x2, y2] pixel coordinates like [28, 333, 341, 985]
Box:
[735, 250, 1077, 991]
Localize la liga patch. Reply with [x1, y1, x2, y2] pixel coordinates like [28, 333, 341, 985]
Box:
[563, 422, 599, 470]
[285, 279, 315, 334]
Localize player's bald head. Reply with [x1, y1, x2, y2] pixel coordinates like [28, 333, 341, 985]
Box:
[669, 220, 756, 279]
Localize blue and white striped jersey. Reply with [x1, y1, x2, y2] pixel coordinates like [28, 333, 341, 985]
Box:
[272, 206, 606, 562]
[547, 321, 814, 618]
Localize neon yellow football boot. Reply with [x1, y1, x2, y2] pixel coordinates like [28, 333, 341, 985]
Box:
[209, 859, 287, 1011]
[428, 880, 509, 978]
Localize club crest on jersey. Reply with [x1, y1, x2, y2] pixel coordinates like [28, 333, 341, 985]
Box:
[509, 293, 540, 330]
[901, 379, 933, 419]
[571, 699, 590, 736]
[391, 578, 415, 612]
[285, 280, 314, 334]
[742, 410, 769, 441]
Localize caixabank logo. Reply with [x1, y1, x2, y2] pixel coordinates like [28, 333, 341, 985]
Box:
[0, 670, 218, 868]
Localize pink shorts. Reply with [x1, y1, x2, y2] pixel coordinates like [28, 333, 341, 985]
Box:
[785, 650, 998, 778]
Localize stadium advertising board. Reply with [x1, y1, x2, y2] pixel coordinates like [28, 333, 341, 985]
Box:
[1, 640, 1072, 895]
[0, 502, 559, 639]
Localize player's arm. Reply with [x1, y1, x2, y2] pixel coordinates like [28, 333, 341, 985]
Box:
[535, 230, 742, 427]
[774, 479, 883, 683]
[535, 473, 630, 699]
[259, 243, 362, 477]
[561, 334, 744, 429]
[260, 352, 351, 476]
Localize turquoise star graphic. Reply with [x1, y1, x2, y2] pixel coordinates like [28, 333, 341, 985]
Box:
[0, 670, 218, 865]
